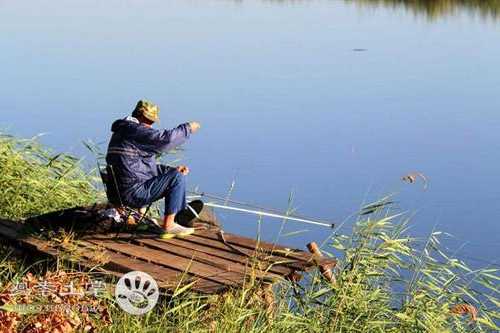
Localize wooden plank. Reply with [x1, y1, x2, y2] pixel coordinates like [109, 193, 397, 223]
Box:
[172, 234, 308, 271]
[147, 237, 294, 276]
[194, 230, 336, 267]
[76, 241, 178, 283]
[0, 218, 333, 268]
[85, 238, 257, 288]
[0, 220, 124, 281]
[0, 218, 335, 293]
[75, 241, 226, 294]
[127, 237, 283, 280]
[186, 234, 315, 270]
[0, 219, 60, 255]
[88, 233, 306, 272]
[87, 233, 294, 276]
[0, 219, 226, 294]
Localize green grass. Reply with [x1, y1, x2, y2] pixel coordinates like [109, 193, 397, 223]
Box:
[0, 133, 498, 332]
[0, 133, 99, 220]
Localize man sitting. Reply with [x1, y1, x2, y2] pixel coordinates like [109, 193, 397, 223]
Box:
[105, 100, 200, 238]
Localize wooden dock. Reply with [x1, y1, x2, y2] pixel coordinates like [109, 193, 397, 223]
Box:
[0, 215, 336, 294]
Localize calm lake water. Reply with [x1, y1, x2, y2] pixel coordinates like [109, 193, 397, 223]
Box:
[1, 1, 499, 267]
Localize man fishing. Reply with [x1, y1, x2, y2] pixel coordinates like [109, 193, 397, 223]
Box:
[106, 100, 201, 238]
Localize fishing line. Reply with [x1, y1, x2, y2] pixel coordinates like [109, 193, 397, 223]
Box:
[188, 191, 335, 228]
[204, 202, 334, 228]
[188, 191, 301, 216]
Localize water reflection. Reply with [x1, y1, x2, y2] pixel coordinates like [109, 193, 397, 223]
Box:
[345, 0, 500, 19]
[265, 0, 500, 19]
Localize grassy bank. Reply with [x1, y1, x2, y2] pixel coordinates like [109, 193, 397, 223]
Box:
[0, 133, 498, 332]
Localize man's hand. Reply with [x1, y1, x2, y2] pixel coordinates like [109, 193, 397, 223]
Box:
[189, 121, 201, 133]
[177, 165, 190, 175]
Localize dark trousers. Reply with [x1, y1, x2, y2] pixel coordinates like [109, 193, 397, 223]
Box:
[125, 168, 187, 216]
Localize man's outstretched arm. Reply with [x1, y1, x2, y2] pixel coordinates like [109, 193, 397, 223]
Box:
[135, 121, 201, 154]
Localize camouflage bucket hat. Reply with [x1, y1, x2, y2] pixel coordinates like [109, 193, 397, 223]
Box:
[135, 100, 159, 122]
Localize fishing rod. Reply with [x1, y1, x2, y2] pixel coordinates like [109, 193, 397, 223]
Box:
[187, 191, 335, 229]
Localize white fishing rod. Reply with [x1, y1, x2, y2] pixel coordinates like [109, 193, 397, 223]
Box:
[187, 192, 335, 229]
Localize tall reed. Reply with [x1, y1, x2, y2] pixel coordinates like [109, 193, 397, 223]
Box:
[0, 133, 98, 220]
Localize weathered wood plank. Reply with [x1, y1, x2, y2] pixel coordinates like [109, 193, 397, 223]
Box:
[0, 219, 61, 256]
[86, 233, 294, 276]
[147, 237, 294, 275]
[0, 217, 336, 295]
[75, 241, 226, 294]
[129, 238, 283, 280]
[0, 219, 226, 294]
[0, 220, 123, 281]
[88, 233, 306, 272]
[84, 238, 261, 288]
[177, 234, 309, 271]
[194, 230, 336, 268]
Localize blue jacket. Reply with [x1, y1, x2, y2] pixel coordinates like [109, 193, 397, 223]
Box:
[106, 116, 191, 199]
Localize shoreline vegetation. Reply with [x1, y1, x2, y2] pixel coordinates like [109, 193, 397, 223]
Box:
[0, 133, 499, 332]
